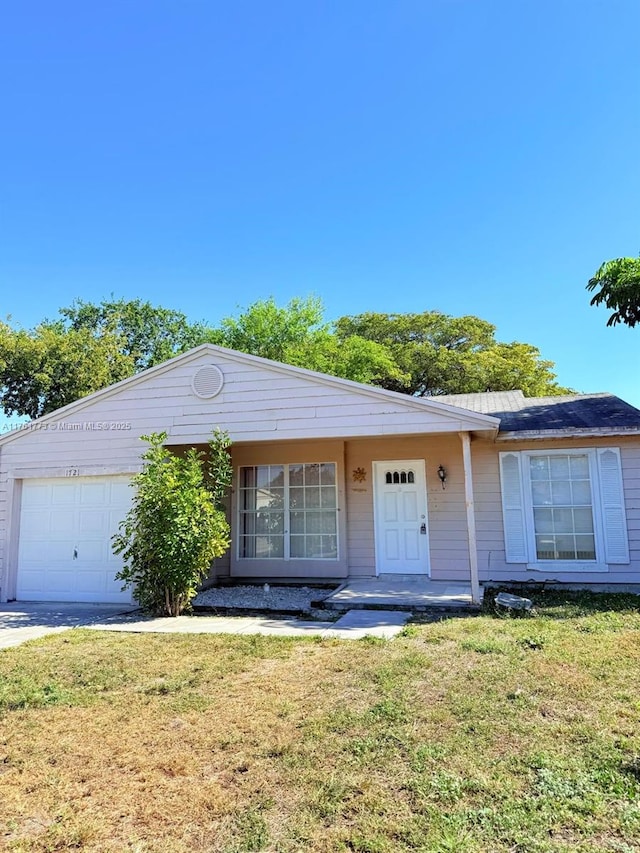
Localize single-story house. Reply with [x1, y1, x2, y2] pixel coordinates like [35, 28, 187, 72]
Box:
[0, 343, 638, 604]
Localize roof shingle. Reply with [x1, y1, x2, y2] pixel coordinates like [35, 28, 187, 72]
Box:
[436, 391, 640, 433]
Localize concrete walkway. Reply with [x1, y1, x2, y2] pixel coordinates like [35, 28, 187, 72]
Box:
[0, 603, 410, 648]
[85, 608, 410, 640]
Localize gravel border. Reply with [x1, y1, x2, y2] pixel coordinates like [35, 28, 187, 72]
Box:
[192, 584, 338, 615]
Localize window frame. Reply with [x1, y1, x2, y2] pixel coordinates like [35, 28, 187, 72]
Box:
[520, 449, 605, 570]
[237, 461, 339, 562]
[499, 446, 630, 572]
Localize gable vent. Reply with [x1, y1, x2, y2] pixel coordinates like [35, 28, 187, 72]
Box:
[191, 364, 224, 399]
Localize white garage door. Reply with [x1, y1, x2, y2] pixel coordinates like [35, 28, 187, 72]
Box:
[17, 476, 134, 603]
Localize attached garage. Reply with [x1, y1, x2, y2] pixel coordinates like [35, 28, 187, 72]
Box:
[16, 475, 133, 603]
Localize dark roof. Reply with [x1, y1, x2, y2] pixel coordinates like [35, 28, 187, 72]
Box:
[436, 391, 640, 434]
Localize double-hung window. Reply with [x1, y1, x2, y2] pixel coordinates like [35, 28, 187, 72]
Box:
[238, 463, 338, 560]
[529, 453, 595, 561]
[499, 447, 629, 569]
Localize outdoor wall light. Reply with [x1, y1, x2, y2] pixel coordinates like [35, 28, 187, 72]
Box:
[437, 465, 447, 489]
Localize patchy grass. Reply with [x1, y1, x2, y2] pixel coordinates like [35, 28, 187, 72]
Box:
[0, 593, 639, 852]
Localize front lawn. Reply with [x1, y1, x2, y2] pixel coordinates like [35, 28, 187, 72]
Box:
[1, 592, 639, 852]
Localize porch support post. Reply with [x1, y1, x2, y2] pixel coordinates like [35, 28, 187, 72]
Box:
[459, 431, 481, 604]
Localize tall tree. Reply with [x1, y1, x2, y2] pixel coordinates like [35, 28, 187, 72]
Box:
[212, 296, 326, 362]
[586, 257, 640, 327]
[0, 321, 134, 418]
[57, 297, 211, 369]
[213, 296, 405, 386]
[336, 311, 570, 397]
[285, 331, 406, 387]
[0, 298, 215, 418]
[0, 297, 572, 419]
[464, 342, 567, 397]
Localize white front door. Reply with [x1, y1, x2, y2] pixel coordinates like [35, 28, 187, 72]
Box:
[373, 460, 430, 575]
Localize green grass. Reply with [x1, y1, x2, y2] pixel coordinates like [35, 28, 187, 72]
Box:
[0, 591, 639, 852]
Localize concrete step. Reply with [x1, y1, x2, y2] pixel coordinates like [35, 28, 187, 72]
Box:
[319, 598, 480, 613]
[318, 579, 482, 612]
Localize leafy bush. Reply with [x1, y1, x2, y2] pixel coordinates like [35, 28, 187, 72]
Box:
[112, 430, 231, 615]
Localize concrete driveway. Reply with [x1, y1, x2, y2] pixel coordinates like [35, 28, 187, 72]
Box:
[0, 602, 139, 649]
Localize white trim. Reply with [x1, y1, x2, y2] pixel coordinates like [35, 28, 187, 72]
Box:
[501, 446, 630, 572]
[8, 465, 142, 480]
[236, 461, 340, 562]
[526, 562, 609, 573]
[497, 427, 640, 441]
[3, 477, 22, 602]
[460, 432, 481, 603]
[498, 452, 528, 563]
[521, 449, 603, 566]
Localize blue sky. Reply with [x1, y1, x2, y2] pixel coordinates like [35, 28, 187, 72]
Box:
[1, 0, 639, 423]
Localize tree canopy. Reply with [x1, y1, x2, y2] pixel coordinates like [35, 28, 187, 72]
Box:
[0, 298, 214, 419]
[210, 296, 326, 363]
[0, 320, 134, 419]
[212, 296, 404, 387]
[336, 311, 570, 397]
[55, 297, 211, 369]
[586, 257, 640, 328]
[0, 296, 571, 419]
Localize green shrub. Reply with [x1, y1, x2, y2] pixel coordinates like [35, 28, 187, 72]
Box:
[112, 430, 231, 616]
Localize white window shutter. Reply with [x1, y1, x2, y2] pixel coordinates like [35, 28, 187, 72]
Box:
[499, 452, 528, 563]
[597, 448, 630, 564]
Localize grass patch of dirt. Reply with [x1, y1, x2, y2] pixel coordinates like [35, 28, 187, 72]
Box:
[0, 592, 639, 852]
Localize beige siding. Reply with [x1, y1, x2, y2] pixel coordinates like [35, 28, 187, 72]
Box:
[25, 349, 488, 445]
[1, 344, 638, 595]
[473, 435, 640, 584]
[3, 424, 639, 595]
[345, 435, 472, 581]
[218, 435, 479, 582]
[0, 348, 493, 475]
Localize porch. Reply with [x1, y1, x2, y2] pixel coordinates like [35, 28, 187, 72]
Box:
[213, 432, 484, 605]
[321, 575, 481, 612]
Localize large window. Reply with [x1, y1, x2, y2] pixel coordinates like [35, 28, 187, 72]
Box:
[499, 448, 629, 569]
[529, 454, 595, 560]
[239, 463, 338, 560]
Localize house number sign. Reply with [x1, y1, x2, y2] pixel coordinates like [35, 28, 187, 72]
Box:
[65, 468, 80, 477]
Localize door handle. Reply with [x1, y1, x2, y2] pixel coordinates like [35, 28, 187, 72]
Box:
[420, 523, 426, 535]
